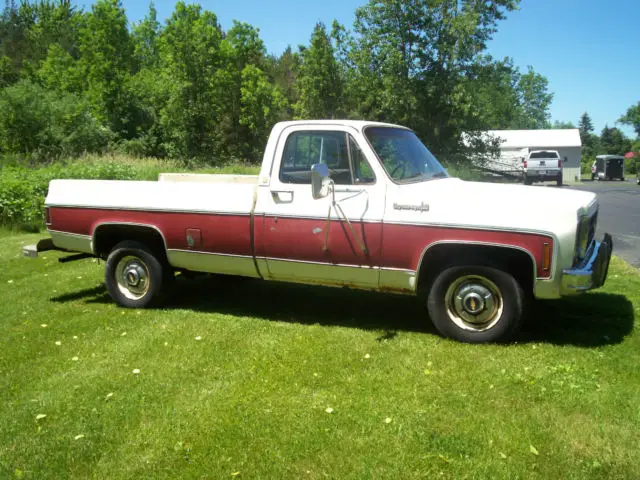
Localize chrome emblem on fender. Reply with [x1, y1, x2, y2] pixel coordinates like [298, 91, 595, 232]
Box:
[393, 201, 430, 212]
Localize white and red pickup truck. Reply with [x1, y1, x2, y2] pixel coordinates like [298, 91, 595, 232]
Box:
[24, 120, 613, 343]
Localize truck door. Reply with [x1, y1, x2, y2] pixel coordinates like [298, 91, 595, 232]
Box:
[254, 126, 385, 288]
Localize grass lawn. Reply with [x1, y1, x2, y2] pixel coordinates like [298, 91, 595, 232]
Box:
[1, 229, 639, 479]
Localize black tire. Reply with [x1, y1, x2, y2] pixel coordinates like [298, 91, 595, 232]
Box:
[556, 175, 562, 186]
[105, 240, 166, 308]
[523, 176, 532, 186]
[426, 265, 524, 343]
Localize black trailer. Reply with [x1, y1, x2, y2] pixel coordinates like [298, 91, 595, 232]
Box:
[591, 155, 625, 181]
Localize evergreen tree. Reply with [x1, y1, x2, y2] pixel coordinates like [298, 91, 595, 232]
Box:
[294, 22, 342, 119]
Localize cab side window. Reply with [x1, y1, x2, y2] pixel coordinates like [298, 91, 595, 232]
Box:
[279, 131, 375, 185]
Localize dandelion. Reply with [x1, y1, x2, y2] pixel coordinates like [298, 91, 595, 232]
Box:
[384, 417, 392, 424]
[7, 280, 13, 284]
[105, 392, 114, 400]
[121, 332, 127, 337]
[74, 434, 85, 440]
[364, 354, 371, 359]
[36, 414, 47, 420]
[325, 407, 334, 414]
[195, 336, 202, 341]
[72, 357, 79, 361]
[55, 341, 62, 346]
[41, 324, 48, 328]
[132, 368, 140, 374]
[164, 342, 168, 346]
[73, 336, 78, 340]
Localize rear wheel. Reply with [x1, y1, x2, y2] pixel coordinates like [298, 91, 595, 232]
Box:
[556, 175, 562, 186]
[105, 240, 167, 308]
[426, 265, 524, 343]
[523, 175, 532, 186]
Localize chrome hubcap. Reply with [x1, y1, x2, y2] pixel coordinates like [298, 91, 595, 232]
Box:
[445, 275, 503, 332]
[115, 256, 150, 300]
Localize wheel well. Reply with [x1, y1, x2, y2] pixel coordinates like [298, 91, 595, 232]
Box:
[417, 244, 535, 296]
[93, 224, 167, 261]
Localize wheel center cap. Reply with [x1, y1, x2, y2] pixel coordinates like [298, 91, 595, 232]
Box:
[463, 292, 485, 314]
[125, 268, 140, 287]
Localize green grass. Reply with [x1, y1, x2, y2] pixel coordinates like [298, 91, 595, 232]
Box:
[1, 231, 639, 479]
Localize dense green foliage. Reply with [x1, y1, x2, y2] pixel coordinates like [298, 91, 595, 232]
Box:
[0, 0, 564, 164]
[0, 0, 637, 169]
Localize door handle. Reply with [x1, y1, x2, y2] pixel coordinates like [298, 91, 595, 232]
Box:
[271, 190, 294, 203]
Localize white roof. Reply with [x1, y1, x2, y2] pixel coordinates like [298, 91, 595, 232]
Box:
[273, 119, 408, 131]
[485, 129, 582, 148]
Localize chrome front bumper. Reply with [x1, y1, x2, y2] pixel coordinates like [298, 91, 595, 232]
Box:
[561, 233, 613, 293]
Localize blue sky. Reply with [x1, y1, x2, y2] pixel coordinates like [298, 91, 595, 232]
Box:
[72, 0, 640, 137]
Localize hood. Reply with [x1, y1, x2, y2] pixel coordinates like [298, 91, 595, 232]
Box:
[390, 178, 597, 234]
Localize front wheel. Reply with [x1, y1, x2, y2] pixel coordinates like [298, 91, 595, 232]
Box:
[105, 240, 166, 308]
[426, 265, 524, 343]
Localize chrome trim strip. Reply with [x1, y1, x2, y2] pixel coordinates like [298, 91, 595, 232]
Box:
[416, 240, 542, 287]
[259, 213, 380, 224]
[383, 219, 558, 240]
[254, 255, 382, 270]
[48, 230, 93, 254]
[92, 222, 169, 255]
[47, 204, 250, 217]
[167, 250, 260, 278]
[168, 249, 253, 259]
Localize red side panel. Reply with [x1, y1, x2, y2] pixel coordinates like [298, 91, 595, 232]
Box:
[49, 207, 253, 256]
[381, 223, 553, 278]
[261, 216, 383, 267]
[49, 207, 552, 278]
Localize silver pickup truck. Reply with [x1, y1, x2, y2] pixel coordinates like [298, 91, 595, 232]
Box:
[523, 150, 563, 186]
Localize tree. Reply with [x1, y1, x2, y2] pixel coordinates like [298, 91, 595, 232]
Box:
[157, 1, 229, 160]
[516, 66, 553, 129]
[265, 46, 299, 117]
[131, 2, 161, 70]
[294, 22, 343, 119]
[618, 101, 640, 137]
[600, 125, 631, 156]
[344, 0, 520, 152]
[78, 0, 137, 138]
[578, 112, 594, 137]
[552, 120, 575, 129]
[239, 64, 286, 160]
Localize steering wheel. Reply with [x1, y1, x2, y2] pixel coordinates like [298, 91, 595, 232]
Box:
[390, 163, 406, 179]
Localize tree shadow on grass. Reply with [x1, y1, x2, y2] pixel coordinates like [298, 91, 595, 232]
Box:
[51, 275, 635, 347]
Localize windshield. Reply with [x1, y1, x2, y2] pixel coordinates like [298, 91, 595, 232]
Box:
[364, 127, 448, 182]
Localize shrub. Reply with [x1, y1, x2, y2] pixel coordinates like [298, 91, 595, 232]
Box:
[0, 80, 112, 163]
[0, 161, 136, 230]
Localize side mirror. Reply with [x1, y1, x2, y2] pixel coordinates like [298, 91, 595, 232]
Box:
[311, 163, 331, 199]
